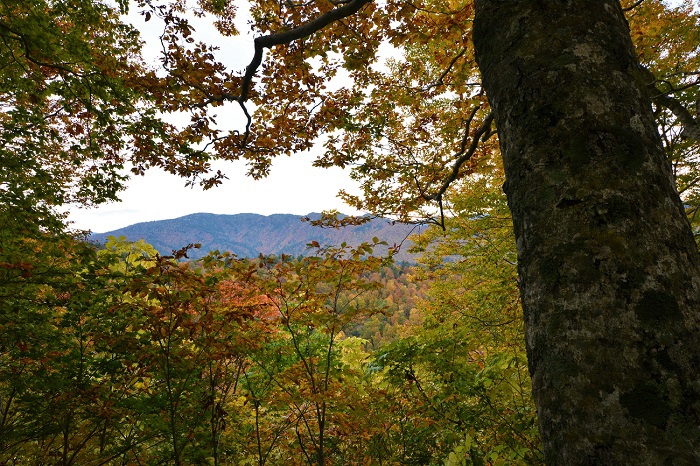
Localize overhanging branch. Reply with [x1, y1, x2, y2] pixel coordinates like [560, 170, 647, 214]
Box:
[622, 0, 645, 12]
[241, 0, 373, 102]
[203, 0, 373, 145]
[423, 110, 494, 202]
[641, 66, 700, 141]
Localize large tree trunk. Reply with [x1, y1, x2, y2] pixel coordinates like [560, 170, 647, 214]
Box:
[472, 1, 700, 463]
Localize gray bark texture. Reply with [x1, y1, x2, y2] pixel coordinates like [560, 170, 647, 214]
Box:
[472, 1, 700, 464]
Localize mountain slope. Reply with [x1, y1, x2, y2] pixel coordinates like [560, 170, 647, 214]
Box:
[89, 213, 421, 261]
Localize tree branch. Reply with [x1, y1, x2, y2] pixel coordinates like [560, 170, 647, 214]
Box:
[642, 66, 700, 141]
[239, 0, 373, 103]
[0, 22, 76, 75]
[419, 47, 468, 92]
[198, 0, 372, 145]
[423, 111, 494, 202]
[622, 0, 645, 12]
[653, 92, 700, 141]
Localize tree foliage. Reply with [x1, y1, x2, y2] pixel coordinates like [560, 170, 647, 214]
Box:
[372, 153, 541, 465]
[3, 0, 697, 227]
[112, 0, 699, 227]
[0, 237, 400, 464]
[2, 0, 700, 463]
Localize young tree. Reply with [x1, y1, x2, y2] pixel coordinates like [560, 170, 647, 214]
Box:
[239, 242, 386, 466]
[377, 153, 541, 465]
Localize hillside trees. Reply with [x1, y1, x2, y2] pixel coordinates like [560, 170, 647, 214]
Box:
[0, 233, 399, 464]
[0, 236, 164, 463]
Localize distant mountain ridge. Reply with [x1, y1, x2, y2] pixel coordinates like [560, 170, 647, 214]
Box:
[89, 213, 421, 262]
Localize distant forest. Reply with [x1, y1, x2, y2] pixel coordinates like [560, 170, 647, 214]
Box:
[2, 202, 541, 464]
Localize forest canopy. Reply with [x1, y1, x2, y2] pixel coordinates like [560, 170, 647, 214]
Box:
[1, 0, 700, 464]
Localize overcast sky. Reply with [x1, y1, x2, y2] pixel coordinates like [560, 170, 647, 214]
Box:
[67, 4, 364, 233]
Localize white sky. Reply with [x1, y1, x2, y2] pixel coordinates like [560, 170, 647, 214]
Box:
[67, 3, 363, 233]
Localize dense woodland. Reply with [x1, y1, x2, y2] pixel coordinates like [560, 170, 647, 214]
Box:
[2, 0, 700, 464]
[1, 154, 543, 464]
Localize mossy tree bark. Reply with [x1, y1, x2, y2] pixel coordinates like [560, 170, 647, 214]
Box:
[473, 1, 700, 463]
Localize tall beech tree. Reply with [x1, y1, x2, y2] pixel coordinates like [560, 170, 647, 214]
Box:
[473, 2, 700, 463]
